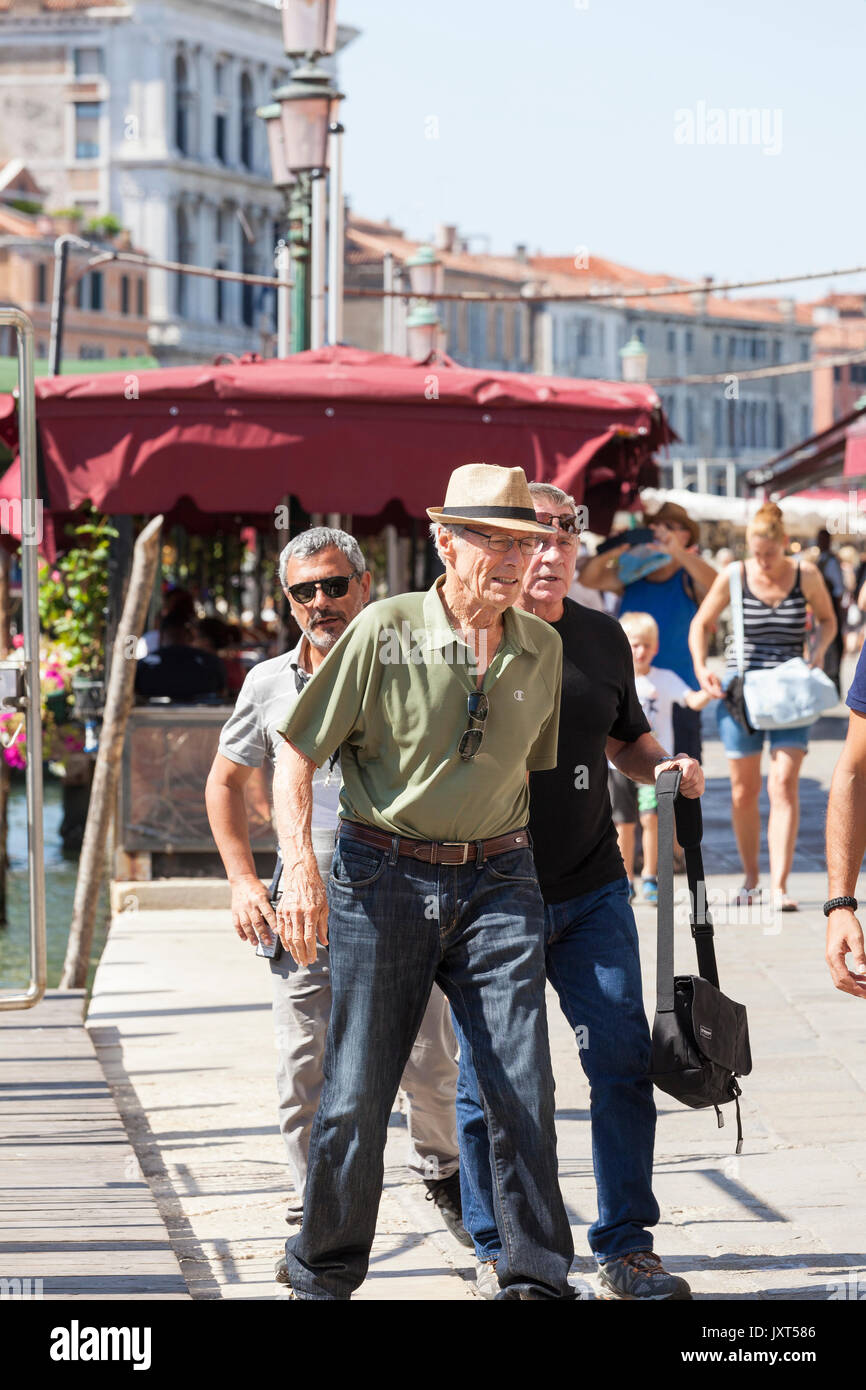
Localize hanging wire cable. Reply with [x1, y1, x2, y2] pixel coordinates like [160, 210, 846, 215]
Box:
[650, 346, 866, 388]
[77, 242, 866, 304]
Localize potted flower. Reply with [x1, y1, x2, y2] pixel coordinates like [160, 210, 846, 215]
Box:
[38, 514, 117, 722]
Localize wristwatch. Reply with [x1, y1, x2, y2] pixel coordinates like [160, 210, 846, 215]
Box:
[823, 896, 858, 917]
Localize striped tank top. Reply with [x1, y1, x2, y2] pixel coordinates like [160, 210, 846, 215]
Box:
[727, 562, 808, 674]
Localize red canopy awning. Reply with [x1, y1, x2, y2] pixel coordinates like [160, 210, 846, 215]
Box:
[0, 347, 671, 549]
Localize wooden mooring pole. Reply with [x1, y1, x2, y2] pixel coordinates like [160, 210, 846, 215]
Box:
[60, 515, 163, 989]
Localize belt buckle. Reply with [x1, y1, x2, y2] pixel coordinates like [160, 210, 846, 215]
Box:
[442, 841, 470, 865]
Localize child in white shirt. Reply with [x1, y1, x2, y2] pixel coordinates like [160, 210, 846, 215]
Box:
[608, 612, 713, 903]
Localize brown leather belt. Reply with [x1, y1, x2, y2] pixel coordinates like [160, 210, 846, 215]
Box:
[339, 820, 530, 866]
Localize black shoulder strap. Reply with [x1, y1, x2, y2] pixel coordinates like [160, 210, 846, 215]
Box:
[655, 769, 720, 1016]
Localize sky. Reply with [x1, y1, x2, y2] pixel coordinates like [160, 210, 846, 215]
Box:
[337, 0, 866, 301]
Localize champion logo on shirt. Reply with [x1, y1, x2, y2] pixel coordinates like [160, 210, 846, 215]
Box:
[514, 689, 525, 701]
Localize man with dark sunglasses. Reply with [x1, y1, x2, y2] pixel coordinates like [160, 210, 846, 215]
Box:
[456, 481, 704, 1301]
[206, 527, 468, 1278]
[272, 465, 575, 1300]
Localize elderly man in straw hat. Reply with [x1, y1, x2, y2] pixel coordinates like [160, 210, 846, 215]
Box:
[272, 463, 575, 1300]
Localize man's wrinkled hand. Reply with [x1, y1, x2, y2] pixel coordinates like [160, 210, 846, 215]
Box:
[230, 874, 278, 947]
[826, 910, 866, 998]
[655, 755, 705, 799]
[277, 859, 329, 967]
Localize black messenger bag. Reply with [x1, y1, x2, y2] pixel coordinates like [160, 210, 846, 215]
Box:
[650, 769, 752, 1152]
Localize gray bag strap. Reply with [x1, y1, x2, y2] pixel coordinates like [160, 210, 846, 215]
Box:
[656, 770, 679, 1013]
[656, 768, 720, 1015]
[728, 562, 746, 678]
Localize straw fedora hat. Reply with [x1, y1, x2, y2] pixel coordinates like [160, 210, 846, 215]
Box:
[427, 464, 555, 536]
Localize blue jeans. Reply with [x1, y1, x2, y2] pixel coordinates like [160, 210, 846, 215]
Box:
[457, 876, 659, 1265]
[284, 835, 575, 1300]
[717, 676, 811, 758]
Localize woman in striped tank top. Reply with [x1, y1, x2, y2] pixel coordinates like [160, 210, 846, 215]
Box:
[689, 504, 837, 912]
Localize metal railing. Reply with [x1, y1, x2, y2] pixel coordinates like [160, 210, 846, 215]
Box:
[0, 307, 46, 1009]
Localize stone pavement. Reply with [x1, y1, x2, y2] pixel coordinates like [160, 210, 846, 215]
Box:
[86, 702, 866, 1300]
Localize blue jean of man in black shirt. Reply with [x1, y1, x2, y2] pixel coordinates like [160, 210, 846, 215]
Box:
[456, 485, 704, 1301]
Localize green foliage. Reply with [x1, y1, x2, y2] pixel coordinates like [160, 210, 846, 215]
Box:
[38, 512, 118, 676]
[49, 207, 83, 221]
[84, 213, 123, 238]
[9, 198, 43, 215]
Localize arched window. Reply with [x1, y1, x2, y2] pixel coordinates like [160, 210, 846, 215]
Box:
[175, 53, 191, 155]
[240, 72, 254, 170]
[215, 60, 228, 163]
[176, 205, 193, 316]
[241, 229, 257, 328]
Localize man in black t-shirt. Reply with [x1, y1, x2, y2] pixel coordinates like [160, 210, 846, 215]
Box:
[456, 483, 705, 1303]
[135, 615, 226, 703]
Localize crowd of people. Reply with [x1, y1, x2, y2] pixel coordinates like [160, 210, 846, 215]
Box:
[198, 465, 866, 1301]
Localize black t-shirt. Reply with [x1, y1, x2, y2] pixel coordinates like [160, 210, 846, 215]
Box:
[529, 598, 650, 903]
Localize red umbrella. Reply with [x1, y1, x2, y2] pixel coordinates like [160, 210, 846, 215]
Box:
[0, 347, 670, 551]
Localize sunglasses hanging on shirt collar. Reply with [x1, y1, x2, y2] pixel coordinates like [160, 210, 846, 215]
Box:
[459, 691, 489, 761]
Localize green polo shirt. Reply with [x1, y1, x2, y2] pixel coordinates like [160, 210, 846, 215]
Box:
[276, 577, 562, 842]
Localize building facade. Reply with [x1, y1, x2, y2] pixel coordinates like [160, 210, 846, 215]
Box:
[531, 257, 815, 494]
[810, 294, 866, 432]
[0, 160, 149, 360]
[344, 218, 537, 374]
[0, 0, 331, 363]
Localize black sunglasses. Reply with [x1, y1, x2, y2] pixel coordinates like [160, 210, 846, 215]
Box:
[534, 512, 579, 534]
[458, 691, 489, 761]
[287, 575, 356, 604]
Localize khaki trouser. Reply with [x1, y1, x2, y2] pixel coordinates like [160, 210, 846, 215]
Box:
[270, 947, 459, 1221]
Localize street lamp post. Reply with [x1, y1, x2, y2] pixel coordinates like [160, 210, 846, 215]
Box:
[269, 58, 342, 353]
[406, 300, 441, 362]
[327, 120, 345, 345]
[620, 334, 648, 383]
[280, 0, 338, 59]
[256, 102, 295, 356]
[405, 244, 443, 361]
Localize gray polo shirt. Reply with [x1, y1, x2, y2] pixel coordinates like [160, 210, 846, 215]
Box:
[218, 637, 339, 878]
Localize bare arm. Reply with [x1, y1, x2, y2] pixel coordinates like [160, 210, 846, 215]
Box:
[574, 544, 627, 594]
[689, 566, 733, 699]
[606, 730, 704, 797]
[799, 560, 838, 667]
[205, 752, 277, 946]
[652, 535, 717, 603]
[273, 738, 328, 966]
[825, 708, 866, 997]
[684, 688, 714, 711]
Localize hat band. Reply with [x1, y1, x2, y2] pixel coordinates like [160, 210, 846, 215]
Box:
[438, 505, 538, 522]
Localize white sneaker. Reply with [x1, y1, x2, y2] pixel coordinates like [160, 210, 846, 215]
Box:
[475, 1258, 499, 1300]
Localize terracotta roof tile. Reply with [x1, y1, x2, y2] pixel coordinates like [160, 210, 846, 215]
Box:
[346, 217, 816, 328]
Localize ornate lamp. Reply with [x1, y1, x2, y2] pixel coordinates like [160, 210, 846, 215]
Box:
[620, 334, 648, 383]
[280, 0, 338, 58]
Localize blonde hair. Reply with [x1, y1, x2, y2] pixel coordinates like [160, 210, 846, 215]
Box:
[620, 611, 659, 646]
[747, 501, 787, 545]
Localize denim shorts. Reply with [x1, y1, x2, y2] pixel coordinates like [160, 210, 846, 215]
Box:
[717, 677, 811, 759]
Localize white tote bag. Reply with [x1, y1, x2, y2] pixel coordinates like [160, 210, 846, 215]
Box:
[729, 563, 838, 730]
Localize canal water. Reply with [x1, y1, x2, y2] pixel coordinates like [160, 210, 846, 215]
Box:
[0, 779, 110, 994]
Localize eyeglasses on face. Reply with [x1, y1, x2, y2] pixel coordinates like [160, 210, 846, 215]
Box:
[462, 526, 541, 557]
[458, 690, 489, 761]
[287, 575, 357, 604]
